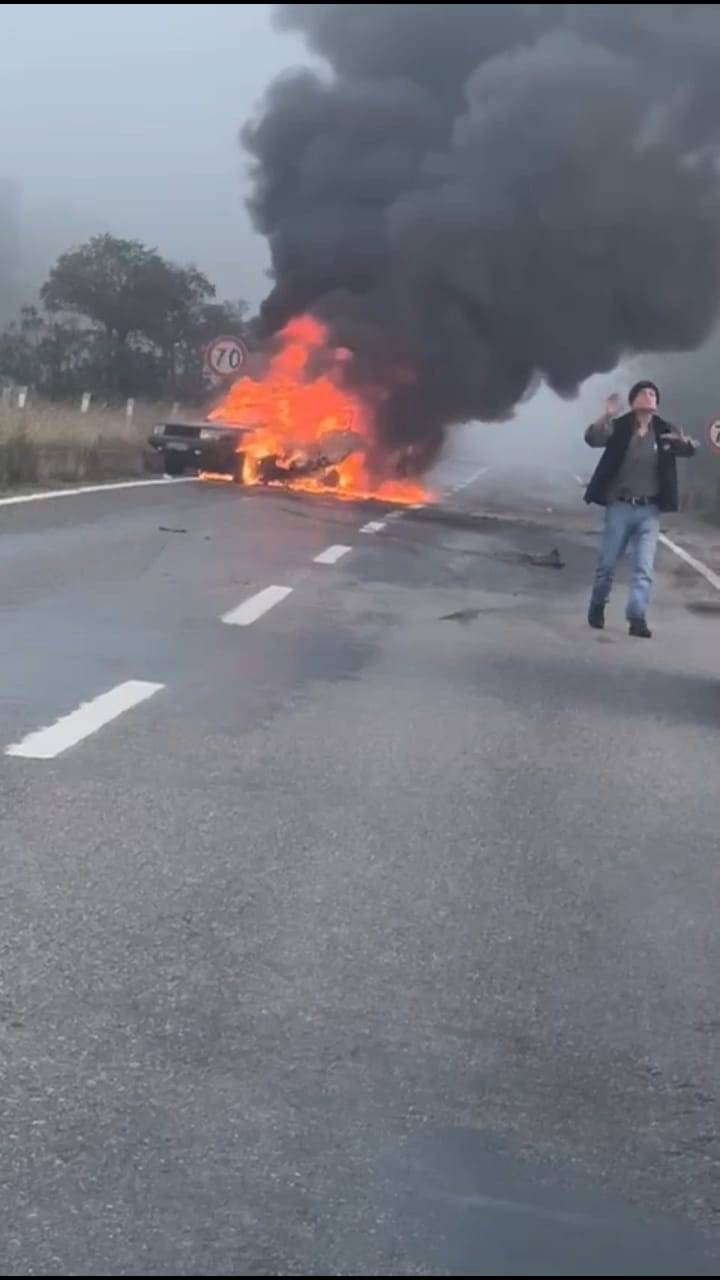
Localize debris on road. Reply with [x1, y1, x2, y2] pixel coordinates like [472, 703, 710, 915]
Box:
[440, 607, 481, 624]
[159, 526, 188, 534]
[526, 548, 565, 569]
[686, 600, 720, 615]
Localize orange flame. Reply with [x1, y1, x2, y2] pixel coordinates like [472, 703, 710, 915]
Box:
[208, 315, 431, 504]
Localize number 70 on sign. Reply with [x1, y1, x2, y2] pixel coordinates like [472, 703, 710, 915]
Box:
[205, 335, 247, 379]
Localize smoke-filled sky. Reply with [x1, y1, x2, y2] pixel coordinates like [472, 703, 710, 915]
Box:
[3, 3, 720, 458]
[246, 4, 720, 467]
[0, 3, 302, 317]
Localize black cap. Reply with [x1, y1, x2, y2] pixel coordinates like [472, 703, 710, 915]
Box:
[629, 379, 660, 406]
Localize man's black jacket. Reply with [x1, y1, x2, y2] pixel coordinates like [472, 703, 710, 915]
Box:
[584, 413, 696, 512]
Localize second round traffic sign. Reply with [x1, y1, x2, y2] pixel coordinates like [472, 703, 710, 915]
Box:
[706, 417, 720, 455]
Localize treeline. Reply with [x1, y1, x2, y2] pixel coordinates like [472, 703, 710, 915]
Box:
[0, 234, 248, 402]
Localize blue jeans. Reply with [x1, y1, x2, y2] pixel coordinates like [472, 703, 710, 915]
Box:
[590, 501, 659, 620]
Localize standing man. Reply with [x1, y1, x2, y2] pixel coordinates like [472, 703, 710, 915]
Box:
[584, 380, 697, 638]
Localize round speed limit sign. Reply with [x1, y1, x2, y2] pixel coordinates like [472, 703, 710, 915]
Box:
[205, 335, 247, 379]
[707, 417, 720, 455]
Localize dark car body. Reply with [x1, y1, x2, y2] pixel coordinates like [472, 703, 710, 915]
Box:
[149, 419, 251, 481]
[150, 418, 364, 488]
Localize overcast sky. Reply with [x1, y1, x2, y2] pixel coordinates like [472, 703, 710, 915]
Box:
[0, 3, 306, 306]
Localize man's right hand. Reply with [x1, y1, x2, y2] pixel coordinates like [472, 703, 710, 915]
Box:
[585, 392, 622, 446]
[605, 393, 622, 420]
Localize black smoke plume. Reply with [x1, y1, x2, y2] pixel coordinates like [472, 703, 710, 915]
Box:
[244, 4, 720, 472]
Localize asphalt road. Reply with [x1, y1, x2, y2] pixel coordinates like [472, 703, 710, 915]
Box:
[1, 459, 720, 1276]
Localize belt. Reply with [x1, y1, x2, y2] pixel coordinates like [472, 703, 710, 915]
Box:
[616, 495, 658, 506]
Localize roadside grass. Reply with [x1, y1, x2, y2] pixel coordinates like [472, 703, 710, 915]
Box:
[0, 401, 177, 488]
[0, 401, 169, 447]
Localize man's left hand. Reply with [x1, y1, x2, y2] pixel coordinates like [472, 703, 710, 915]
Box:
[663, 428, 699, 449]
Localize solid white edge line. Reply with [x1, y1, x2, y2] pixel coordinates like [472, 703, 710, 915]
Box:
[360, 520, 386, 534]
[5, 680, 164, 760]
[0, 477, 195, 509]
[658, 532, 720, 592]
[314, 544, 352, 565]
[222, 584, 293, 626]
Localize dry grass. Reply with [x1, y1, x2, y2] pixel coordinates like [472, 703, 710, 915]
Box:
[0, 400, 175, 447]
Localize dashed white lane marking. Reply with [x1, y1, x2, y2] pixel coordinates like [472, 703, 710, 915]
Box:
[0, 477, 195, 509]
[360, 520, 386, 534]
[465, 465, 490, 485]
[222, 585, 293, 626]
[314, 544, 352, 565]
[543, 464, 586, 488]
[658, 533, 720, 592]
[386, 510, 403, 520]
[447, 466, 490, 495]
[6, 680, 164, 760]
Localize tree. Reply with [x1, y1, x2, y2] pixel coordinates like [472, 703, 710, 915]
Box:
[0, 232, 250, 400]
[165, 298, 250, 401]
[135, 260, 216, 395]
[195, 298, 249, 339]
[0, 306, 94, 393]
[42, 235, 159, 343]
[40, 233, 217, 396]
[0, 178, 22, 328]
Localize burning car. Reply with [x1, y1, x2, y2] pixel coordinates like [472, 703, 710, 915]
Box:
[150, 315, 430, 504]
[148, 418, 252, 481]
[149, 415, 360, 488]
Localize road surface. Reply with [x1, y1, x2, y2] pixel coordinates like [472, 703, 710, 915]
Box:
[1, 459, 719, 1276]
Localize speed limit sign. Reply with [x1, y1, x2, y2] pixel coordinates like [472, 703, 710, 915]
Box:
[205, 335, 247, 379]
[706, 417, 720, 455]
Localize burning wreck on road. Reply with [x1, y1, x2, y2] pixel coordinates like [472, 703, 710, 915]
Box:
[253, 444, 354, 489]
[150, 315, 431, 505]
[148, 417, 250, 480]
[148, 412, 371, 493]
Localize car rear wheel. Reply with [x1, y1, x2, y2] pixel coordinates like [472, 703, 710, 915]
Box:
[163, 451, 187, 477]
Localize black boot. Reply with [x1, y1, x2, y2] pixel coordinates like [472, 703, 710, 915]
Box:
[588, 604, 605, 630]
[629, 618, 652, 639]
